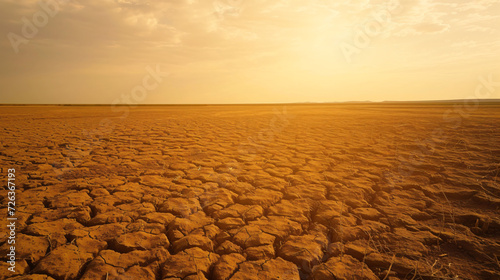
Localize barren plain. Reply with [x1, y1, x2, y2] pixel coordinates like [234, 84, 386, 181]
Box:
[0, 104, 499, 280]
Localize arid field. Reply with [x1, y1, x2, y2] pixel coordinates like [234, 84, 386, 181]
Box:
[0, 104, 499, 280]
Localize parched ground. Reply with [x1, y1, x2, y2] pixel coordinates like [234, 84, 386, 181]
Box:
[0, 104, 499, 280]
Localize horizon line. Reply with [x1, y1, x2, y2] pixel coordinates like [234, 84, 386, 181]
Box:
[1, 98, 500, 106]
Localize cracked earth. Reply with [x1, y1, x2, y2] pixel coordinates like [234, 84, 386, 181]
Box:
[0, 104, 499, 280]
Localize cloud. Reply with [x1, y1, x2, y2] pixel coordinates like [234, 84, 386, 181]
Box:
[0, 0, 499, 103]
[381, 0, 499, 36]
[396, 21, 450, 35]
[451, 40, 477, 48]
[455, 0, 500, 12]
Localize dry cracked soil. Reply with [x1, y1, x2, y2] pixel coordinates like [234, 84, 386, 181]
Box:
[0, 104, 499, 280]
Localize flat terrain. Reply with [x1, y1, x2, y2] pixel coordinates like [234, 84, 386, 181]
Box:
[0, 104, 499, 280]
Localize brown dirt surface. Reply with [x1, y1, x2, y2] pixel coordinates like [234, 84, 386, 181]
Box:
[0, 104, 499, 280]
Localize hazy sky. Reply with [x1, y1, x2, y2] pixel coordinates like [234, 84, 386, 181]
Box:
[1, 0, 499, 104]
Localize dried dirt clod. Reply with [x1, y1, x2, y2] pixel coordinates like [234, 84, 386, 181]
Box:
[169, 162, 198, 171]
[454, 237, 500, 262]
[141, 212, 176, 225]
[229, 257, 300, 280]
[265, 167, 294, 178]
[25, 219, 84, 237]
[111, 232, 169, 253]
[215, 231, 232, 245]
[89, 188, 110, 197]
[73, 234, 107, 252]
[232, 225, 276, 248]
[159, 197, 202, 217]
[203, 224, 221, 239]
[200, 188, 236, 210]
[33, 244, 93, 280]
[125, 220, 166, 235]
[326, 242, 344, 258]
[68, 223, 127, 242]
[87, 210, 135, 225]
[127, 176, 141, 183]
[117, 202, 156, 215]
[376, 228, 433, 259]
[312, 200, 344, 226]
[393, 227, 441, 246]
[212, 253, 247, 280]
[161, 247, 219, 279]
[30, 207, 92, 225]
[327, 184, 370, 209]
[310, 255, 378, 280]
[212, 204, 264, 221]
[216, 240, 243, 255]
[237, 189, 283, 208]
[343, 242, 374, 262]
[223, 182, 255, 196]
[166, 212, 214, 242]
[216, 217, 246, 230]
[0, 233, 49, 263]
[245, 244, 275, 260]
[352, 207, 383, 220]
[278, 234, 326, 272]
[331, 225, 370, 243]
[267, 199, 311, 224]
[80, 247, 169, 279]
[79, 261, 124, 280]
[47, 191, 93, 208]
[111, 248, 169, 268]
[171, 234, 213, 253]
[122, 266, 157, 280]
[249, 216, 302, 241]
[364, 253, 416, 276]
[284, 184, 327, 200]
[0, 259, 30, 278]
